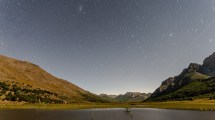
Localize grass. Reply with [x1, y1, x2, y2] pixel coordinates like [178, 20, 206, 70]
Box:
[131, 100, 215, 111]
[185, 72, 209, 80]
[0, 100, 215, 111]
[0, 103, 128, 110]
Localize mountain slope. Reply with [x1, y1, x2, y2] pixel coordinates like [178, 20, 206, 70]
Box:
[115, 92, 151, 102]
[0, 55, 107, 103]
[146, 52, 215, 102]
[99, 92, 151, 102]
[150, 77, 215, 101]
[99, 94, 118, 102]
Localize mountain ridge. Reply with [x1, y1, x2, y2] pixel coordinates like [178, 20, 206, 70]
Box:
[99, 92, 151, 102]
[146, 52, 215, 101]
[0, 55, 107, 103]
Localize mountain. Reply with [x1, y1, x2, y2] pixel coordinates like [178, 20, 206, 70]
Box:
[146, 52, 215, 102]
[115, 92, 151, 102]
[0, 55, 107, 103]
[202, 52, 215, 76]
[99, 92, 151, 102]
[98, 94, 118, 102]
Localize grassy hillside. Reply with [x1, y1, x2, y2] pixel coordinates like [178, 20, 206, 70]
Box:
[0, 55, 107, 103]
[146, 72, 215, 102]
[184, 72, 209, 80]
[0, 81, 64, 103]
[148, 77, 215, 101]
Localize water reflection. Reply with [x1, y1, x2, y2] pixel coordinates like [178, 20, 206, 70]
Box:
[0, 108, 214, 120]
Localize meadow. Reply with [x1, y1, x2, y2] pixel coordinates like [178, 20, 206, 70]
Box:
[0, 100, 215, 111]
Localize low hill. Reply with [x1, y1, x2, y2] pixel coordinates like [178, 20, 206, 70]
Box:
[146, 52, 215, 102]
[0, 55, 107, 103]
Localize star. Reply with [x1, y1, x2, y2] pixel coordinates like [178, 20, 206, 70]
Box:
[131, 34, 134, 38]
[144, 55, 147, 60]
[78, 5, 83, 12]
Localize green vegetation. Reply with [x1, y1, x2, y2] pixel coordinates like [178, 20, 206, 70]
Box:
[79, 92, 109, 103]
[0, 81, 64, 104]
[0, 80, 109, 104]
[185, 72, 209, 80]
[99, 92, 151, 102]
[147, 77, 215, 101]
[0, 100, 215, 111]
[0, 103, 128, 110]
[98, 94, 118, 102]
[138, 100, 215, 111]
[0, 55, 110, 103]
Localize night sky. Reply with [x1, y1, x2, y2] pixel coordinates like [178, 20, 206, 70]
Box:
[0, 0, 215, 94]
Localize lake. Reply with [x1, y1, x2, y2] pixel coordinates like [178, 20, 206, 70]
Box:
[0, 108, 214, 120]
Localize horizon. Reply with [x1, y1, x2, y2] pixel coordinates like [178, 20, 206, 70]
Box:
[0, 52, 213, 95]
[0, 0, 215, 95]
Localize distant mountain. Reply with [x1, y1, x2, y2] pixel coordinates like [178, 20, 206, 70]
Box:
[0, 55, 107, 103]
[115, 92, 151, 102]
[146, 52, 215, 101]
[100, 92, 151, 102]
[99, 94, 118, 102]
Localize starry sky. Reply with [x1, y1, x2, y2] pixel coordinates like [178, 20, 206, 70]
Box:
[0, 0, 215, 94]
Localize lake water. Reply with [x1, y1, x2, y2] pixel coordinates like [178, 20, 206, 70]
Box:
[0, 108, 214, 120]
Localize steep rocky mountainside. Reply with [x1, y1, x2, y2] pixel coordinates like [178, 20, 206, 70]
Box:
[0, 55, 107, 103]
[202, 52, 215, 76]
[146, 52, 215, 101]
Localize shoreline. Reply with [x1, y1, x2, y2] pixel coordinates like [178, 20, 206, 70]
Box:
[0, 100, 215, 111]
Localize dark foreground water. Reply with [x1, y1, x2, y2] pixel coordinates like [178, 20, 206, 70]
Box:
[0, 108, 215, 120]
